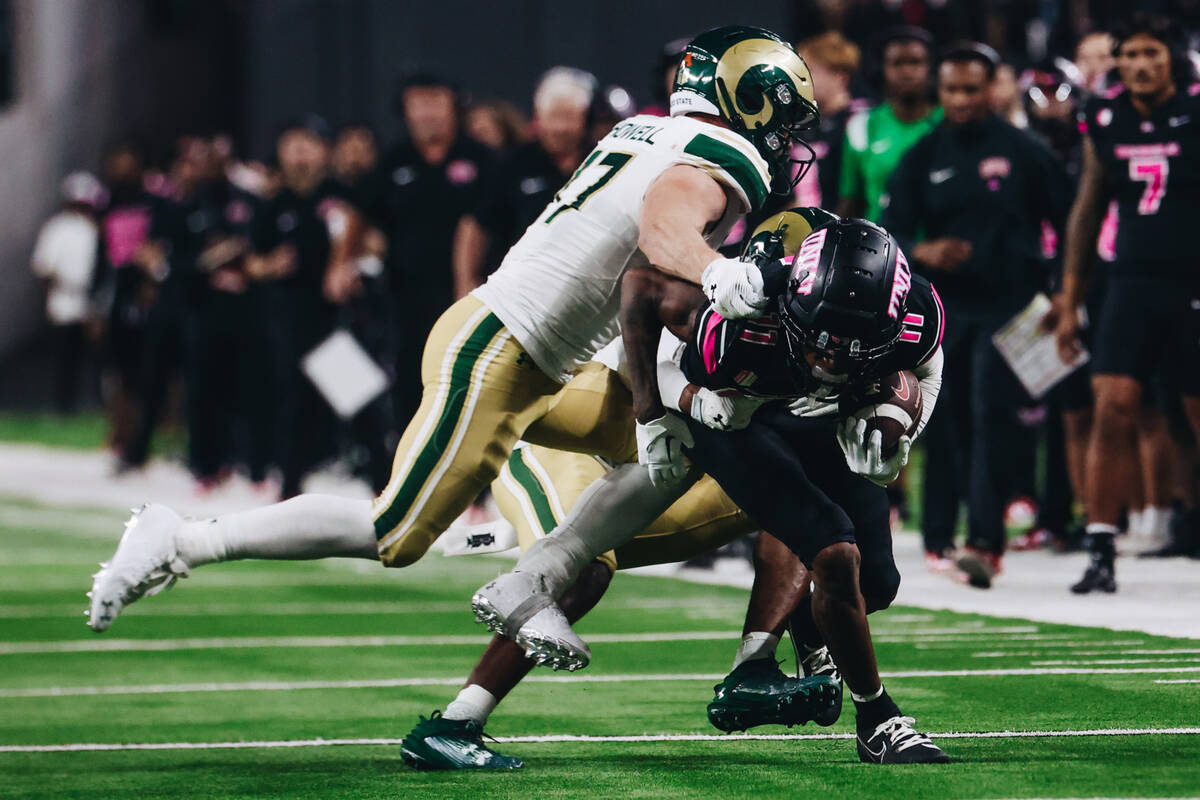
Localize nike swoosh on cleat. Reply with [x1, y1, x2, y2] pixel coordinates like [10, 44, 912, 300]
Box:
[858, 736, 885, 761]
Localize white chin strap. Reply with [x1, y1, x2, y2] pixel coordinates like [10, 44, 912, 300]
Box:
[812, 364, 849, 385]
[670, 89, 722, 118]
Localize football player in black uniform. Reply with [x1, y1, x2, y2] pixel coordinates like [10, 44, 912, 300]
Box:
[629, 214, 947, 764]
[476, 211, 949, 764]
[1048, 13, 1200, 593]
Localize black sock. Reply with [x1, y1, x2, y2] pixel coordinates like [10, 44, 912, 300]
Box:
[787, 594, 823, 654]
[852, 687, 902, 732]
[1088, 530, 1115, 568]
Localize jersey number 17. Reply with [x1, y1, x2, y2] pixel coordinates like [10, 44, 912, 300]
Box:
[543, 150, 633, 223]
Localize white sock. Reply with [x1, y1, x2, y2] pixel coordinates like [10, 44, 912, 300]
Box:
[731, 632, 779, 670]
[1086, 522, 1121, 536]
[850, 685, 884, 703]
[442, 684, 498, 725]
[1127, 509, 1146, 536]
[176, 494, 379, 567]
[514, 463, 687, 597]
[1144, 506, 1171, 539]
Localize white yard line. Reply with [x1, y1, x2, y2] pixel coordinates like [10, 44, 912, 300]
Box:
[6, 665, 1200, 698]
[2, 726, 1197, 754]
[1032, 658, 1200, 666]
[975, 648, 1200, 658]
[1155, 679, 1200, 684]
[0, 629, 1102, 655]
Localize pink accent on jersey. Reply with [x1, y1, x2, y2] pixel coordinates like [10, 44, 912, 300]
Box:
[1040, 219, 1058, 259]
[978, 157, 1011, 179]
[1114, 142, 1180, 159]
[103, 207, 152, 268]
[702, 311, 725, 374]
[792, 227, 827, 295]
[887, 251, 913, 320]
[899, 330, 922, 343]
[1097, 201, 1118, 262]
[739, 329, 776, 345]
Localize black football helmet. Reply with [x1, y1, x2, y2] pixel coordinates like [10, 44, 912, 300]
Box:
[778, 218, 911, 388]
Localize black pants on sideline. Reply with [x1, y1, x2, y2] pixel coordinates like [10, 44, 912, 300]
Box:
[921, 307, 1032, 556]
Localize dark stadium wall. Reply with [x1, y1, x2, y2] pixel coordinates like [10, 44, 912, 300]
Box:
[0, 0, 241, 357]
[241, 0, 791, 158]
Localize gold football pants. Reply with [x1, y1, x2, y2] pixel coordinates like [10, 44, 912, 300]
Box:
[372, 296, 635, 566]
[495, 444, 754, 573]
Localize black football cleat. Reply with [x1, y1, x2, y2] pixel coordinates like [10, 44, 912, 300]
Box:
[857, 715, 950, 764]
[707, 659, 841, 732]
[400, 711, 523, 770]
[1070, 562, 1117, 594]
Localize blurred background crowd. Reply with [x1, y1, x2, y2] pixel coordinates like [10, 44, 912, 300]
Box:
[6, 0, 1200, 586]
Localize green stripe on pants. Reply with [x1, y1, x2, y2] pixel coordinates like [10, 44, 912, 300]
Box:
[374, 312, 506, 539]
[506, 449, 559, 535]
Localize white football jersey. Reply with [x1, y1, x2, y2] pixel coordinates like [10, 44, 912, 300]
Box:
[472, 114, 771, 382]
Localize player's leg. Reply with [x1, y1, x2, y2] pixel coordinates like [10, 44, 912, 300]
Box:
[471, 461, 690, 669]
[373, 296, 560, 566]
[1132, 400, 1175, 551]
[705, 530, 843, 733]
[1073, 279, 1159, 593]
[88, 297, 558, 630]
[403, 561, 613, 771]
[406, 448, 754, 769]
[694, 409, 945, 762]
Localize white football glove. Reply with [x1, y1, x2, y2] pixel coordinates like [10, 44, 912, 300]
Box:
[636, 414, 695, 489]
[837, 416, 911, 487]
[702, 257, 768, 319]
[690, 387, 765, 431]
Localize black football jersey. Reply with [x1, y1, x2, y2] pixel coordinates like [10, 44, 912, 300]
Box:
[679, 274, 944, 404]
[1083, 84, 1200, 274]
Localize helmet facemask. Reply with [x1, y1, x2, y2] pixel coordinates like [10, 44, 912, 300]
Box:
[717, 76, 819, 194]
[778, 306, 901, 392]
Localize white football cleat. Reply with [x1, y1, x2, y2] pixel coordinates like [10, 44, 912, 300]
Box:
[87, 504, 189, 632]
[471, 571, 591, 671]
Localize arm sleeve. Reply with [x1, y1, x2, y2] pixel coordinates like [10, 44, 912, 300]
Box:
[657, 345, 691, 413]
[678, 305, 749, 391]
[911, 346, 943, 438]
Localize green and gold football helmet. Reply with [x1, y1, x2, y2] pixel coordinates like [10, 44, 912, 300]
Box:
[671, 25, 820, 193]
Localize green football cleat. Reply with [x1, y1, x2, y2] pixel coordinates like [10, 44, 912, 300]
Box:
[707, 658, 842, 732]
[400, 711, 524, 770]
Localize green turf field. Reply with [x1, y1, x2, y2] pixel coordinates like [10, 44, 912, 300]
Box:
[0, 497, 1197, 800]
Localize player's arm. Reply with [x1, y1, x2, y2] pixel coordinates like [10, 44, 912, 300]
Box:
[621, 265, 708, 487]
[638, 166, 767, 319]
[638, 165, 729, 283]
[911, 347, 943, 438]
[1050, 134, 1105, 360]
[621, 264, 705, 422]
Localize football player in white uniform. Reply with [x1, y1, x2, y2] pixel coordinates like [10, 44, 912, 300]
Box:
[87, 26, 819, 633]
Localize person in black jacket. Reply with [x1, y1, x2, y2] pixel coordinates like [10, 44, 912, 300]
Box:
[881, 42, 1073, 587]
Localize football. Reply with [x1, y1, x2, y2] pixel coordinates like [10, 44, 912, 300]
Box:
[838, 370, 923, 458]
